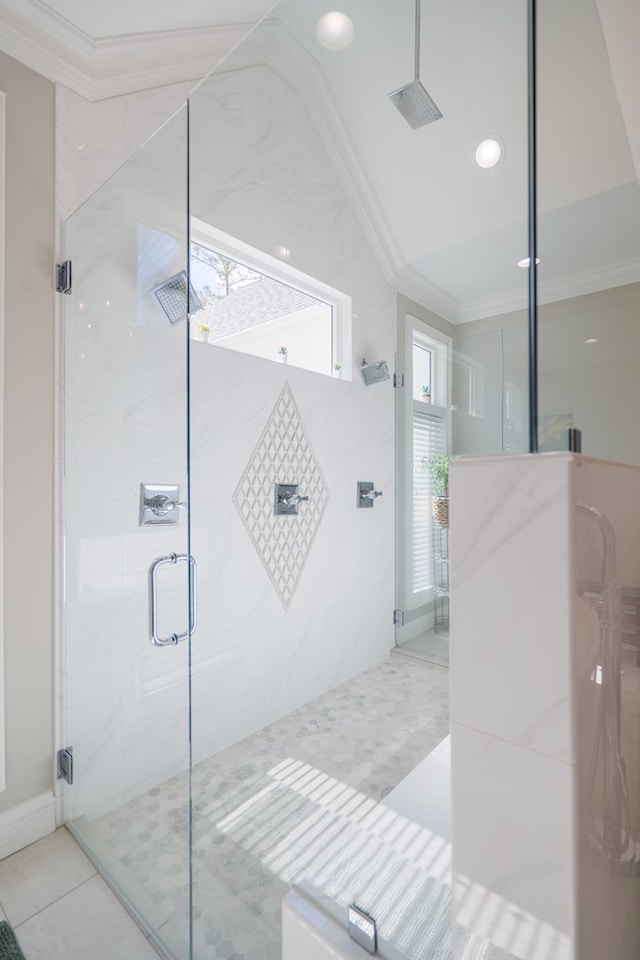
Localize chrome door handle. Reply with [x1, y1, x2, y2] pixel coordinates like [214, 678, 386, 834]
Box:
[149, 553, 197, 646]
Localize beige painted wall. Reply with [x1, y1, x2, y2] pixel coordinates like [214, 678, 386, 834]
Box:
[0, 51, 54, 812]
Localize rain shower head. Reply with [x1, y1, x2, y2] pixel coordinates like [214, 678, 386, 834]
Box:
[360, 359, 391, 386]
[389, 0, 442, 129]
[388, 80, 442, 129]
[151, 270, 203, 325]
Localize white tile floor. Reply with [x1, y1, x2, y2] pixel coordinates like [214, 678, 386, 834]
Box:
[0, 828, 160, 960]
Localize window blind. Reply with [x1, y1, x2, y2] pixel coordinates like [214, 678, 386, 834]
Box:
[412, 407, 446, 594]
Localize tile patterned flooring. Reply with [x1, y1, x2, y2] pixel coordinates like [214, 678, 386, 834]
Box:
[1, 656, 451, 959]
[69, 656, 450, 960]
[0, 828, 159, 959]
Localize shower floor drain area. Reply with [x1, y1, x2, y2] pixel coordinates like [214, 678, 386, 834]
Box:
[70, 657, 449, 960]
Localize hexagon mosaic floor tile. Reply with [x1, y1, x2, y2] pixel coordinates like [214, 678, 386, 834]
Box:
[70, 658, 450, 960]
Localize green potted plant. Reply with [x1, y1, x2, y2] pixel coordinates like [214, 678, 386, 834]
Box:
[421, 384, 431, 402]
[195, 322, 211, 343]
[277, 346, 288, 364]
[427, 454, 449, 527]
[333, 361, 343, 378]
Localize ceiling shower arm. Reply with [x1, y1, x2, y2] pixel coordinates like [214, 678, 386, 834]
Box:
[415, 0, 421, 81]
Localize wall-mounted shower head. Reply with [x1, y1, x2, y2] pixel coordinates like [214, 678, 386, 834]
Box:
[388, 81, 442, 129]
[151, 271, 203, 325]
[388, 0, 442, 129]
[360, 359, 390, 386]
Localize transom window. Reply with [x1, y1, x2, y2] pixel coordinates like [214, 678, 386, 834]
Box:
[189, 220, 352, 379]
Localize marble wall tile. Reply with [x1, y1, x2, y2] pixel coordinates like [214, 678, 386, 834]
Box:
[55, 85, 80, 228]
[124, 82, 193, 157]
[451, 723, 575, 943]
[243, 65, 289, 180]
[450, 454, 574, 763]
[56, 79, 192, 218]
[451, 453, 640, 960]
[188, 344, 393, 766]
[77, 97, 126, 207]
[188, 71, 244, 236]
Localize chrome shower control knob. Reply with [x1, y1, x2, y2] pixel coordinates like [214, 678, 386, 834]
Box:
[147, 495, 187, 516]
[278, 491, 309, 506]
[357, 482, 383, 508]
[274, 484, 309, 515]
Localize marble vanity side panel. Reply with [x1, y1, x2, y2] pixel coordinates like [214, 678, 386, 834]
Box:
[572, 458, 640, 960]
[452, 722, 574, 957]
[450, 454, 577, 957]
[450, 453, 574, 763]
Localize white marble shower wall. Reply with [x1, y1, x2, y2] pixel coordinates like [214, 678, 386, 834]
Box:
[188, 60, 395, 763]
[63, 54, 395, 818]
[450, 453, 640, 960]
[63, 106, 193, 821]
[55, 80, 198, 229]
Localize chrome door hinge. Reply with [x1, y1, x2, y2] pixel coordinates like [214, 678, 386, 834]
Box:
[57, 746, 74, 784]
[56, 260, 72, 294]
[348, 905, 377, 954]
[393, 373, 405, 388]
[393, 608, 405, 626]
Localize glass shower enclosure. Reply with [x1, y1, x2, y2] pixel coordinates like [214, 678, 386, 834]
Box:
[62, 1, 414, 956]
[60, 0, 537, 958]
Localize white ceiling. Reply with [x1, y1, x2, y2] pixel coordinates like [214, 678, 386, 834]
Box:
[2, 0, 639, 321]
[271, 0, 640, 320]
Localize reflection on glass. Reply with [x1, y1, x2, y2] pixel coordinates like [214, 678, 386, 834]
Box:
[536, 0, 640, 462]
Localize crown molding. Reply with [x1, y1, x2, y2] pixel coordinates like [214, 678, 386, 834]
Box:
[0, 0, 252, 100]
[457, 257, 640, 323]
[391, 263, 461, 324]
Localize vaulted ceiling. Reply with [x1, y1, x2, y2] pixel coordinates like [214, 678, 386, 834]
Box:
[1, 0, 638, 322]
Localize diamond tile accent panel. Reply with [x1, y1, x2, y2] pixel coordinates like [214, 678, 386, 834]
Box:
[233, 382, 329, 609]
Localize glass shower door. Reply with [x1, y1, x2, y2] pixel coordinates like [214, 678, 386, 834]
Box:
[62, 105, 193, 957]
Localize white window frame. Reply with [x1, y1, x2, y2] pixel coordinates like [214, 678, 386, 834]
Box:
[190, 217, 352, 378]
[397, 314, 451, 617]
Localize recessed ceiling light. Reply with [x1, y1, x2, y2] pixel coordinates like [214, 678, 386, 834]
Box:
[315, 12, 355, 51]
[584, 338, 599, 345]
[475, 138, 502, 168]
[274, 245, 291, 261]
[517, 256, 543, 268]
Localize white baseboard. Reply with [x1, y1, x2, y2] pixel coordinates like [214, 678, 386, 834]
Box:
[0, 792, 56, 860]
